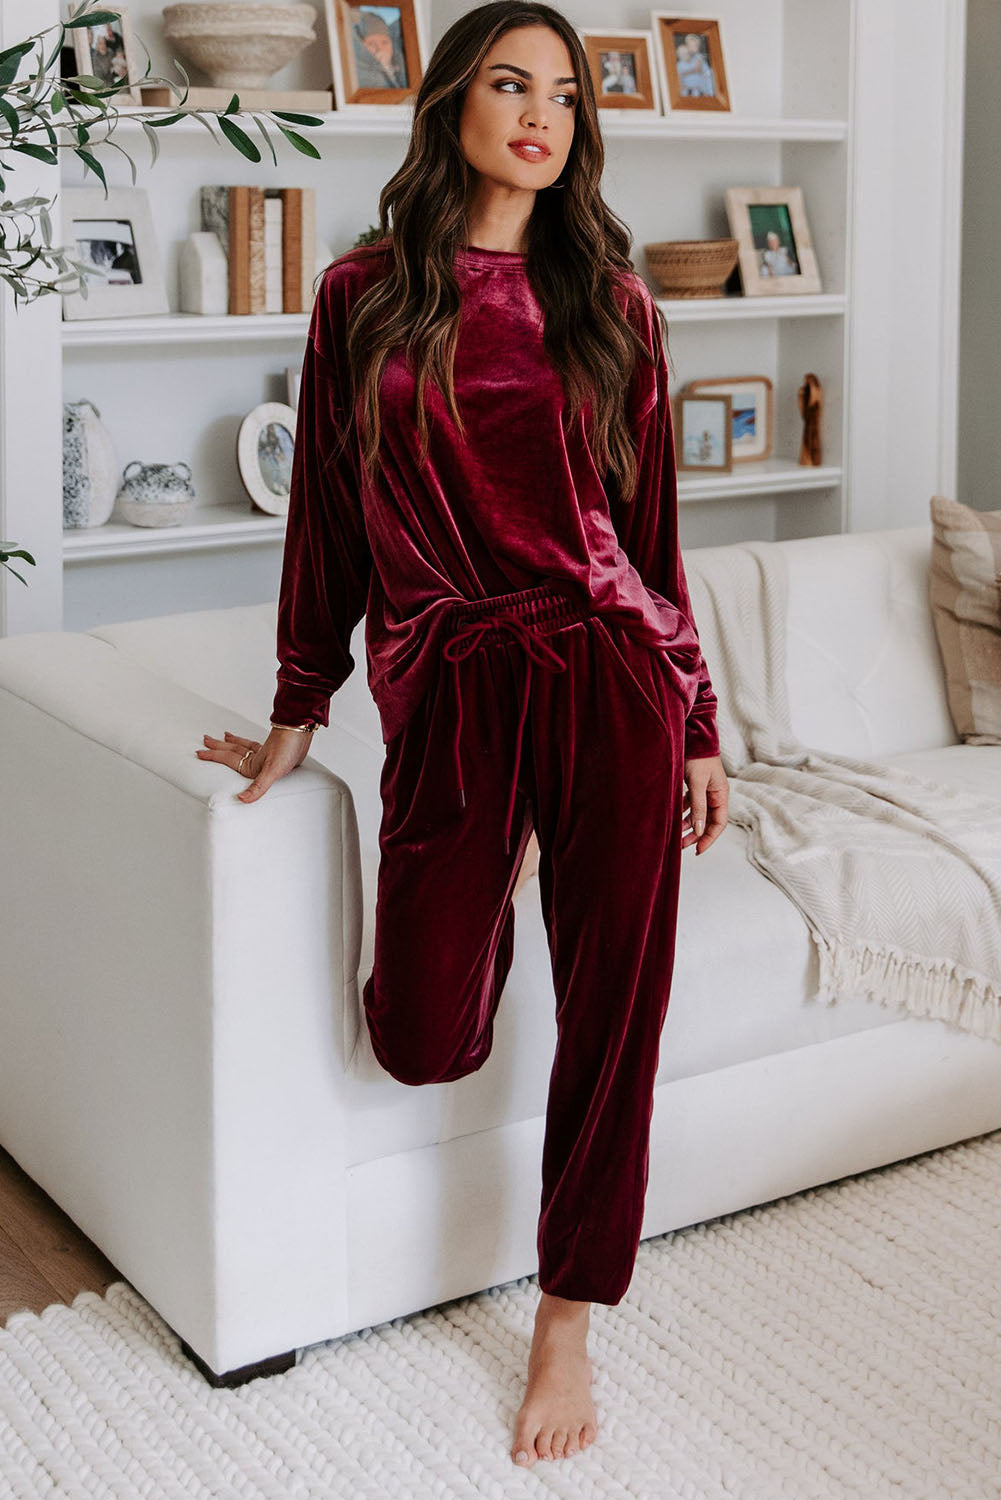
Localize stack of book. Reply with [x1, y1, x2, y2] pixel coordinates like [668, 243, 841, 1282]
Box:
[200, 185, 318, 315]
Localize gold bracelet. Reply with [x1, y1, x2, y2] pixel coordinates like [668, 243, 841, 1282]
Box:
[269, 718, 319, 735]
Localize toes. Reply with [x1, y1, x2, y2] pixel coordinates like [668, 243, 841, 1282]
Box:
[535, 1430, 555, 1461]
[580, 1421, 597, 1448]
[550, 1428, 568, 1459]
[511, 1446, 535, 1468]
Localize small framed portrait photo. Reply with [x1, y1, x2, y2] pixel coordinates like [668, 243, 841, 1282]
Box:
[725, 186, 823, 296]
[577, 29, 662, 118]
[59, 186, 168, 320]
[652, 15, 731, 113]
[674, 392, 733, 473]
[683, 376, 773, 463]
[68, 3, 143, 107]
[238, 402, 299, 515]
[324, 0, 427, 111]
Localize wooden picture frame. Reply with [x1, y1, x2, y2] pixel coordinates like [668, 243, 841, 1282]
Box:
[577, 29, 662, 119]
[59, 186, 168, 321]
[324, 0, 427, 111]
[683, 376, 774, 462]
[68, 3, 144, 107]
[652, 15, 731, 113]
[674, 392, 733, 472]
[725, 186, 823, 296]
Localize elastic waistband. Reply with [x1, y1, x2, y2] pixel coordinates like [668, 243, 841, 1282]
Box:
[445, 582, 589, 643]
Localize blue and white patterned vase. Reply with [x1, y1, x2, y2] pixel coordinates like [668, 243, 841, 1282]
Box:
[63, 398, 120, 529]
[115, 460, 197, 527]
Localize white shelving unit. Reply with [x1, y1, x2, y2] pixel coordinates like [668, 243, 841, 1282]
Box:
[0, 0, 968, 639]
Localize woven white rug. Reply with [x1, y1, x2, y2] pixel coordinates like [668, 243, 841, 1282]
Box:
[3, 1130, 1001, 1500]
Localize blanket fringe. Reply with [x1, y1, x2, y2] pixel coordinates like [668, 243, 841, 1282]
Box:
[813, 936, 1001, 1045]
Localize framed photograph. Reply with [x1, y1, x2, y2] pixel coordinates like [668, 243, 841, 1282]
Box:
[59, 186, 168, 320]
[674, 392, 733, 473]
[725, 186, 823, 296]
[577, 29, 662, 118]
[238, 402, 299, 515]
[286, 365, 302, 410]
[324, 0, 428, 112]
[683, 376, 773, 462]
[68, 3, 143, 107]
[651, 15, 731, 113]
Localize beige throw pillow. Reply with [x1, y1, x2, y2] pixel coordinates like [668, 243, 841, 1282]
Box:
[928, 494, 1001, 744]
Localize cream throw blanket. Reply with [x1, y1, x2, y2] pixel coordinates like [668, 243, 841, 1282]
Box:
[694, 541, 1001, 1044]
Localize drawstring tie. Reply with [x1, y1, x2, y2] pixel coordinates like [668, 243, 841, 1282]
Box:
[441, 611, 568, 854]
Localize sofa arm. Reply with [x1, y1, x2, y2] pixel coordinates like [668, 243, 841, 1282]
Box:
[0, 631, 362, 1375]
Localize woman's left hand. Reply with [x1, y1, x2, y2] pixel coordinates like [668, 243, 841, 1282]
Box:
[682, 755, 729, 855]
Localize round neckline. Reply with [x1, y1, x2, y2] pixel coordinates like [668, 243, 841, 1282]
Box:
[455, 242, 527, 270]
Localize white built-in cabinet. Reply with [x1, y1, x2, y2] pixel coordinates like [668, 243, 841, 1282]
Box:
[0, 0, 967, 638]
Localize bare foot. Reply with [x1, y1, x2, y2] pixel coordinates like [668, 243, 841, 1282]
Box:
[511, 1292, 598, 1466]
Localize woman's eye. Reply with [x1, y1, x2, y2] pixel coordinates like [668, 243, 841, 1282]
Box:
[495, 79, 576, 108]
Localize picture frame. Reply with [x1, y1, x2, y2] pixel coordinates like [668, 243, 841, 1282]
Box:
[68, 3, 144, 107]
[59, 186, 169, 321]
[238, 401, 299, 515]
[682, 375, 773, 462]
[651, 15, 731, 114]
[324, 0, 428, 112]
[577, 29, 662, 118]
[725, 186, 823, 296]
[674, 392, 733, 473]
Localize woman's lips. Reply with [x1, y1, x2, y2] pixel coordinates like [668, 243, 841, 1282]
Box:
[507, 141, 551, 162]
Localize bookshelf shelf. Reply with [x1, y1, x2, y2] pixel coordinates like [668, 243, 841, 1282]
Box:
[62, 503, 285, 561]
[108, 105, 848, 144]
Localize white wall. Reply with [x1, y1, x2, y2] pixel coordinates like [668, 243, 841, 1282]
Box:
[957, 0, 1001, 511]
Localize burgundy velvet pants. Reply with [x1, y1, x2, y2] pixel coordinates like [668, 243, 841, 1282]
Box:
[361, 580, 686, 1305]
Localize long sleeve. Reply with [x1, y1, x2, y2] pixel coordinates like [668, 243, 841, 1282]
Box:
[608, 278, 721, 761]
[271, 291, 373, 729]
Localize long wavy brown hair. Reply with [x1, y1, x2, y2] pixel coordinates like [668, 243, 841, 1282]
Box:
[327, 0, 673, 506]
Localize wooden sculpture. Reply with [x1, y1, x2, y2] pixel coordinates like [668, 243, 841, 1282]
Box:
[797, 372, 823, 466]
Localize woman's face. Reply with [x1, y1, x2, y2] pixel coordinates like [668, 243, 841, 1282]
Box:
[458, 26, 578, 195]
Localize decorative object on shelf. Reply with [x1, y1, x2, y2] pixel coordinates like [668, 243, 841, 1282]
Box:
[139, 83, 333, 111]
[62, 399, 120, 529]
[202, 185, 317, 314]
[643, 238, 739, 298]
[114, 461, 197, 528]
[59, 186, 169, 321]
[683, 376, 773, 463]
[577, 29, 662, 118]
[179, 232, 229, 315]
[67, 2, 144, 106]
[651, 14, 731, 113]
[237, 402, 298, 514]
[286, 365, 302, 408]
[725, 186, 823, 296]
[674, 392, 733, 473]
[162, 3, 319, 91]
[324, 0, 427, 111]
[797, 372, 824, 466]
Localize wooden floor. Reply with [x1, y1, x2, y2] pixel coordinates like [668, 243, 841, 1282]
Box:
[0, 1144, 122, 1326]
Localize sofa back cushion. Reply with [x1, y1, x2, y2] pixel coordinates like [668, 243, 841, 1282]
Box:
[684, 524, 956, 760]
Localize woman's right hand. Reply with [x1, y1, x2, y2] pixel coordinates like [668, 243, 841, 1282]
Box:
[196, 726, 315, 803]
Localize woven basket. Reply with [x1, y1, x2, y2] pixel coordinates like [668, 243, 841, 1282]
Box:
[643, 238, 739, 298]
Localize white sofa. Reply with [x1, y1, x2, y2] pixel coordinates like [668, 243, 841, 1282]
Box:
[1, 523, 999, 1384]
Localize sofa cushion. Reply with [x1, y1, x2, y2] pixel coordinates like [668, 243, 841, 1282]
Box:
[928, 494, 1001, 744]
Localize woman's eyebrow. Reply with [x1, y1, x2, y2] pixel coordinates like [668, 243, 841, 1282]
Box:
[486, 62, 578, 85]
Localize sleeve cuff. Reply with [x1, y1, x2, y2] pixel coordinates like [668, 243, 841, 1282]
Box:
[271, 677, 334, 730]
[683, 713, 720, 761]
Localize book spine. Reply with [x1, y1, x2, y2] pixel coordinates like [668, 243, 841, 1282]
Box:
[227, 186, 251, 315]
[248, 187, 267, 314]
[300, 186, 317, 305]
[281, 188, 303, 313]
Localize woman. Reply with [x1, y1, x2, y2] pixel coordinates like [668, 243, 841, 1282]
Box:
[197, 0, 729, 1468]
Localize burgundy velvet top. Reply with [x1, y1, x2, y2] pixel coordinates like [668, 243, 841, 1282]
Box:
[272, 239, 720, 761]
